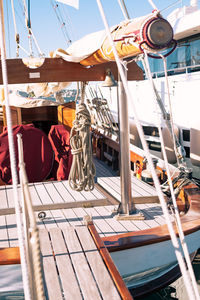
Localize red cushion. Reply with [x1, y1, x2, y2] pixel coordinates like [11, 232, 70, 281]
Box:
[0, 124, 54, 184]
[48, 125, 72, 180]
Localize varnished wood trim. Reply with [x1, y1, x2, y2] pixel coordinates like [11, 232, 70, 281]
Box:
[0, 247, 20, 265]
[0, 58, 143, 84]
[102, 182, 200, 252]
[87, 221, 133, 300]
[0, 197, 111, 216]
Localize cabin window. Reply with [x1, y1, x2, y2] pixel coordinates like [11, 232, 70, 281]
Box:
[137, 34, 200, 77]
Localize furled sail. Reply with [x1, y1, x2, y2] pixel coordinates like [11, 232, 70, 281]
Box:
[51, 11, 174, 66]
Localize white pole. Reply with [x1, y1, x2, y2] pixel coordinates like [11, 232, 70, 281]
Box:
[0, 1, 32, 299]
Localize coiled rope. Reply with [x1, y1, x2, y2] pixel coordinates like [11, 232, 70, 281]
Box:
[69, 82, 96, 191]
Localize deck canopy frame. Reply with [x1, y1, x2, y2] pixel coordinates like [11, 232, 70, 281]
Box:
[0, 58, 143, 84]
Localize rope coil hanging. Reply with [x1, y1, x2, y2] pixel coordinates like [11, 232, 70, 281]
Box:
[69, 82, 96, 191]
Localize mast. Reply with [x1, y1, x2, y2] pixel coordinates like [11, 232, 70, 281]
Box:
[118, 67, 135, 215]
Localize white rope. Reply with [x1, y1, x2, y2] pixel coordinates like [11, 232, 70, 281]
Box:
[144, 52, 200, 300]
[160, 54, 181, 164]
[17, 134, 45, 300]
[28, 28, 44, 57]
[20, 0, 44, 57]
[10, 0, 19, 56]
[0, 1, 32, 299]
[96, 1, 198, 299]
[11, 0, 30, 57]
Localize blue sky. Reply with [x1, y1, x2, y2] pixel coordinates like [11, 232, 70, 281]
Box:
[3, 0, 193, 58]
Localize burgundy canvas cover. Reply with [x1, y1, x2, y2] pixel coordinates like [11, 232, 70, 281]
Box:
[0, 124, 54, 184]
[48, 125, 72, 181]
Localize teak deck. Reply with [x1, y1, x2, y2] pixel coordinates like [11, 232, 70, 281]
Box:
[39, 225, 132, 300]
[0, 159, 171, 299]
[0, 174, 169, 249]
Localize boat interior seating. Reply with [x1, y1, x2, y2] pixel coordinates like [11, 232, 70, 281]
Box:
[48, 124, 72, 181]
[0, 124, 74, 185]
[0, 124, 54, 185]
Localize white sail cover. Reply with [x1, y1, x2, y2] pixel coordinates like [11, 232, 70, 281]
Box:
[56, 0, 79, 9]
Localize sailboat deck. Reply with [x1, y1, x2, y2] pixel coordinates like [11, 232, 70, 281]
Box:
[39, 225, 132, 300]
[0, 158, 170, 248]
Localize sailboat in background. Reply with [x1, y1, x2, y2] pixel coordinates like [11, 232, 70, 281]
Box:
[1, 0, 200, 299]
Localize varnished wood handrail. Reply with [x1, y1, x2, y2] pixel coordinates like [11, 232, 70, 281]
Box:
[87, 221, 133, 300]
[102, 183, 200, 252]
[0, 247, 20, 265]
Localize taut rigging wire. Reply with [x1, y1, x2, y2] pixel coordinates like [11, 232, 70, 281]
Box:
[96, 0, 199, 299]
[50, 0, 72, 45]
[142, 51, 200, 300]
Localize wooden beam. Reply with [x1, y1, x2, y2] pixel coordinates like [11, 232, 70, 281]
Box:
[0, 58, 143, 84]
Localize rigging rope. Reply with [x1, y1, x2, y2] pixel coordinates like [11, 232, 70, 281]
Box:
[69, 82, 96, 191]
[96, 1, 199, 299]
[11, 0, 44, 57]
[143, 51, 200, 300]
[141, 53, 186, 168]
[50, 0, 72, 45]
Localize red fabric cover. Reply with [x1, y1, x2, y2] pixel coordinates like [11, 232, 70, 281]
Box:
[48, 125, 72, 181]
[0, 124, 54, 184]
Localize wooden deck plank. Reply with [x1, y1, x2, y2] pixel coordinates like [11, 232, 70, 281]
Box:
[98, 205, 149, 231]
[98, 175, 163, 204]
[46, 209, 67, 229]
[34, 184, 53, 205]
[5, 187, 15, 208]
[39, 229, 63, 300]
[63, 181, 86, 201]
[43, 182, 64, 204]
[76, 226, 121, 300]
[0, 215, 9, 247]
[53, 181, 77, 202]
[90, 186, 107, 200]
[80, 189, 98, 201]
[98, 178, 121, 201]
[72, 207, 103, 230]
[94, 206, 129, 234]
[62, 226, 102, 300]
[0, 187, 8, 209]
[41, 211, 58, 229]
[62, 208, 83, 227]
[5, 214, 18, 247]
[49, 228, 82, 300]
[84, 207, 117, 237]
[108, 176, 142, 197]
[29, 185, 43, 206]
